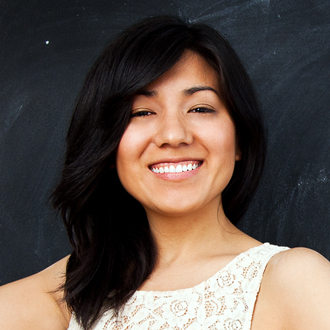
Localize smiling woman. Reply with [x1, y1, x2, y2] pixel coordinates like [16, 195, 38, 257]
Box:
[116, 51, 240, 218]
[1, 15, 330, 330]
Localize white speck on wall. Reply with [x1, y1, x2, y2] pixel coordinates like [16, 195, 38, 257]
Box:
[317, 168, 328, 183]
[45, 41, 49, 44]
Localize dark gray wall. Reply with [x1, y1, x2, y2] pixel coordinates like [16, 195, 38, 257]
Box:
[1, 0, 330, 285]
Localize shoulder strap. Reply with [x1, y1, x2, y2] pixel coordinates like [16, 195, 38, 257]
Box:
[234, 244, 290, 329]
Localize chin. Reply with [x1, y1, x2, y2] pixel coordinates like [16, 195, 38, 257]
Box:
[145, 199, 211, 218]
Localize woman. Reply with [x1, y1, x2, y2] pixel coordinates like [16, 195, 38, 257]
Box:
[1, 16, 330, 330]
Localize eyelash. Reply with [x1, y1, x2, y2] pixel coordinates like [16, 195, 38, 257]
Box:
[130, 110, 154, 117]
[131, 106, 215, 117]
[188, 107, 215, 113]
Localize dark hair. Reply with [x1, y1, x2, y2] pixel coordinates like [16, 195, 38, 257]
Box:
[52, 15, 266, 329]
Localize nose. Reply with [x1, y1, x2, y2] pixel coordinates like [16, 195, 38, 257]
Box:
[153, 113, 193, 148]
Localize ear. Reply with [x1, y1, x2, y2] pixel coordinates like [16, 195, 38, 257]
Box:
[235, 146, 242, 161]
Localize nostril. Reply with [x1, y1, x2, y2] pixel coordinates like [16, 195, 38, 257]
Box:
[153, 122, 193, 148]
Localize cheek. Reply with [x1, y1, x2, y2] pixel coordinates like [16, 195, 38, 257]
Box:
[117, 125, 141, 166]
[205, 121, 237, 158]
[115, 126, 148, 192]
[116, 144, 137, 201]
[116, 131, 133, 186]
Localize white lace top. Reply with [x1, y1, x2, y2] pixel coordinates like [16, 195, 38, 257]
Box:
[68, 243, 289, 330]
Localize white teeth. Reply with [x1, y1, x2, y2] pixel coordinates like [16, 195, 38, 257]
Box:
[151, 162, 201, 173]
[176, 165, 182, 172]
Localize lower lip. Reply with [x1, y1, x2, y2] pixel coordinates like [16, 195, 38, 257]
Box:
[150, 164, 202, 180]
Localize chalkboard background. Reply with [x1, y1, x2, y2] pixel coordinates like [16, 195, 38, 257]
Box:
[1, 0, 330, 285]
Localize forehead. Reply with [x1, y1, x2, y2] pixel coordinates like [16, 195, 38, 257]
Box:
[144, 50, 220, 94]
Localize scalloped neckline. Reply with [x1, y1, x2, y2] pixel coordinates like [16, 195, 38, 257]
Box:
[135, 242, 268, 296]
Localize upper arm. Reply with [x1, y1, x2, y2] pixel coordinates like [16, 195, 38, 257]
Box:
[259, 248, 330, 330]
[0, 256, 71, 330]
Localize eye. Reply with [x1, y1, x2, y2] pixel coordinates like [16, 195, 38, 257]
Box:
[130, 110, 155, 117]
[188, 106, 216, 113]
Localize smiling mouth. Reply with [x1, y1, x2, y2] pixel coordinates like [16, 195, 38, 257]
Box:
[149, 161, 203, 174]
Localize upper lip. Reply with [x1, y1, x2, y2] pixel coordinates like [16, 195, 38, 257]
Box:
[149, 158, 203, 168]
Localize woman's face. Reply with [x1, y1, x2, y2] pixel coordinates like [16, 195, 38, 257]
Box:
[116, 51, 240, 217]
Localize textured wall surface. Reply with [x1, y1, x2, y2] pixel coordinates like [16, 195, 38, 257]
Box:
[1, 0, 330, 285]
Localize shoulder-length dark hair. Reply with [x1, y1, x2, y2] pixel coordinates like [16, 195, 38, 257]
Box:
[52, 15, 266, 329]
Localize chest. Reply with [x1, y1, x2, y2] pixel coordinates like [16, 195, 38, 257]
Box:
[89, 258, 267, 329]
[68, 244, 288, 330]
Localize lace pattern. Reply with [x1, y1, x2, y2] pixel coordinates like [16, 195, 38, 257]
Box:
[68, 243, 289, 330]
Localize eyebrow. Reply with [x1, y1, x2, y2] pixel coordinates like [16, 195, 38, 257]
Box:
[137, 85, 219, 97]
[138, 90, 157, 96]
[183, 86, 219, 96]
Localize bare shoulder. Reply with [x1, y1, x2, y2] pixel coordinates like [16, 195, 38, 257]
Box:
[265, 247, 330, 286]
[257, 247, 330, 330]
[0, 256, 71, 330]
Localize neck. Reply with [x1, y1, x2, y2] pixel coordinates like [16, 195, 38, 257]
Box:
[145, 200, 243, 266]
